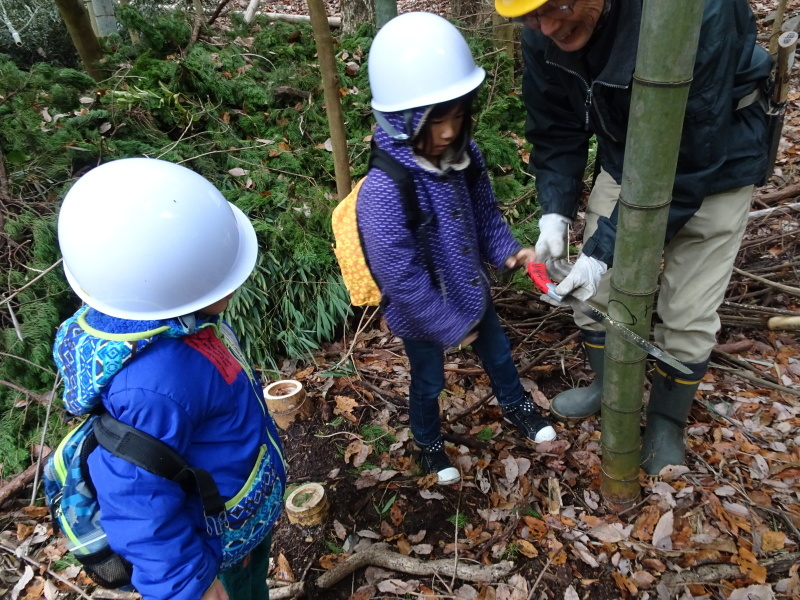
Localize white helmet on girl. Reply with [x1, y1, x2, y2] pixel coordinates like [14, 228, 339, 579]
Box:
[368, 12, 486, 113]
[58, 158, 258, 320]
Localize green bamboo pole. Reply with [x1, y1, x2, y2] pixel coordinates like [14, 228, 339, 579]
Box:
[601, 0, 704, 506]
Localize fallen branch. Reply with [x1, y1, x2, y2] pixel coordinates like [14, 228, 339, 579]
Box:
[244, 11, 342, 27]
[720, 300, 799, 317]
[314, 542, 514, 588]
[732, 267, 800, 297]
[269, 582, 305, 599]
[711, 349, 780, 385]
[710, 363, 800, 398]
[660, 551, 800, 587]
[748, 201, 800, 218]
[0, 449, 52, 507]
[757, 182, 800, 203]
[90, 590, 141, 599]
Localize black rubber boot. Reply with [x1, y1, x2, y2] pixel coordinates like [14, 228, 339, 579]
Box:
[641, 359, 708, 475]
[550, 330, 605, 421]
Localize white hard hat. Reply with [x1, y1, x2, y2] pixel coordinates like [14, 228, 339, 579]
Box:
[369, 12, 486, 113]
[58, 158, 258, 320]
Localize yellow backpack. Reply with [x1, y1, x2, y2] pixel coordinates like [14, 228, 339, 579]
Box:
[331, 178, 380, 306]
[331, 146, 433, 306]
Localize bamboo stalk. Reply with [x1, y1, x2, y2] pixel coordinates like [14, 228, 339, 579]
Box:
[602, 0, 705, 503]
[307, 0, 351, 198]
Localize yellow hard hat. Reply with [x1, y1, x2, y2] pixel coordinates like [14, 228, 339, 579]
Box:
[495, 0, 548, 18]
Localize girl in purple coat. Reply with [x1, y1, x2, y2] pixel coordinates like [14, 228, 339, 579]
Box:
[359, 12, 557, 485]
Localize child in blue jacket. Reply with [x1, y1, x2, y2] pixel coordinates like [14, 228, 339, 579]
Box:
[53, 158, 285, 600]
[359, 13, 557, 485]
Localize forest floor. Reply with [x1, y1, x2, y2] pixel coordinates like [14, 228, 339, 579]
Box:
[1, 1, 799, 600]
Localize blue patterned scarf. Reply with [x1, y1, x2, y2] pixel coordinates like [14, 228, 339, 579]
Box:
[53, 306, 201, 415]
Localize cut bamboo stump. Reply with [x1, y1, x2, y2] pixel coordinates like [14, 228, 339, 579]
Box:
[264, 380, 313, 430]
[285, 482, 329, 526]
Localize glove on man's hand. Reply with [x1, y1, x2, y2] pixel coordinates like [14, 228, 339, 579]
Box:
[535, 214, 572, 263]
[554, 254, 607, 302]
[545, 257, 573, 281]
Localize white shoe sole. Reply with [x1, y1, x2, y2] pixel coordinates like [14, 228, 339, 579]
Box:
[534, 426, 557, 443]
[436, 467, 461, 485]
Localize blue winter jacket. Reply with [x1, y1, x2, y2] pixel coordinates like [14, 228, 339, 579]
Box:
[357, 108, 521, 350]
[53, 306, 285, 600]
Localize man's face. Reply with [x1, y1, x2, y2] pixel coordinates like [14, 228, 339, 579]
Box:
[523, 0, 606, 53]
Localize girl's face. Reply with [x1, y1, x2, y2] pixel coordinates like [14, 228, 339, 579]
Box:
[416, 103, 466, 162]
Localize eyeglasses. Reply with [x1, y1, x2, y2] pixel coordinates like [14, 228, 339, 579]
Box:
[513, 0, 576, 28]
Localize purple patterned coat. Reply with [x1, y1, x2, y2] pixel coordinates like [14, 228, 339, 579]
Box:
[357, 108, 521, 350]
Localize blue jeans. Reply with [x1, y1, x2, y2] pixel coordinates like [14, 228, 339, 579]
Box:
[402, 304, 526, 448]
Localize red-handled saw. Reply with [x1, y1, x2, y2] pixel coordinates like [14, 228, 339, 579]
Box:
[527, 262, 692, 375]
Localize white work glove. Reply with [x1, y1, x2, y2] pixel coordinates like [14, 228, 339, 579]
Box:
[535, 213, 573, 281]
[553, 254, 607, 302]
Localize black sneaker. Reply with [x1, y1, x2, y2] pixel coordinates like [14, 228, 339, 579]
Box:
[417, 443, 460, 485]
[504, 400, 557, 444]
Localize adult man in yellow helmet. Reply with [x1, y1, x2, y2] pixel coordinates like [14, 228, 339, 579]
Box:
[496, 0, 773, 474]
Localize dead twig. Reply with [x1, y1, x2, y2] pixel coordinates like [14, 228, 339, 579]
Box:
[356, 373, 408, 407]
[0, 540, 93, 600]
[711, 349, 781, 385]
[709, 363, 800, 398]
[660, 552, 800, 587]
[207, 0, 230, 24]
[527, 554, 555, 600]
[0, 258, 63, 307]
[732, 266, 800, 297]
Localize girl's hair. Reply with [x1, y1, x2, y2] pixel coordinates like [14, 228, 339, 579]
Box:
[414, 91, 477, 162]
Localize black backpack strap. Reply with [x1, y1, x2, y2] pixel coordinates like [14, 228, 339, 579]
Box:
[463, 143, 484, 190]
[94, 412, 227, 534]
[368, 144, 425, 230]
[367, 143, 438, 288]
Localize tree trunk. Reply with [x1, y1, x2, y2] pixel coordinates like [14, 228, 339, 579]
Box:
[600, 0, 704, 506]
[450, 0, 487, 26]
[91, 0, 117, 37]
[307, 0, 352, 198]
[374, 0, 396, 29]
[341, 0, 374, 35]
[491, 12, 515, 59]
[55, 0, 106, 81]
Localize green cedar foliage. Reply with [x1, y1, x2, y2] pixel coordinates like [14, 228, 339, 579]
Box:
[0, 9, 536, 475]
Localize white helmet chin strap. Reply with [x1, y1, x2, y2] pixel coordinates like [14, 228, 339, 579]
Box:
[372, 109, 416, 141]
